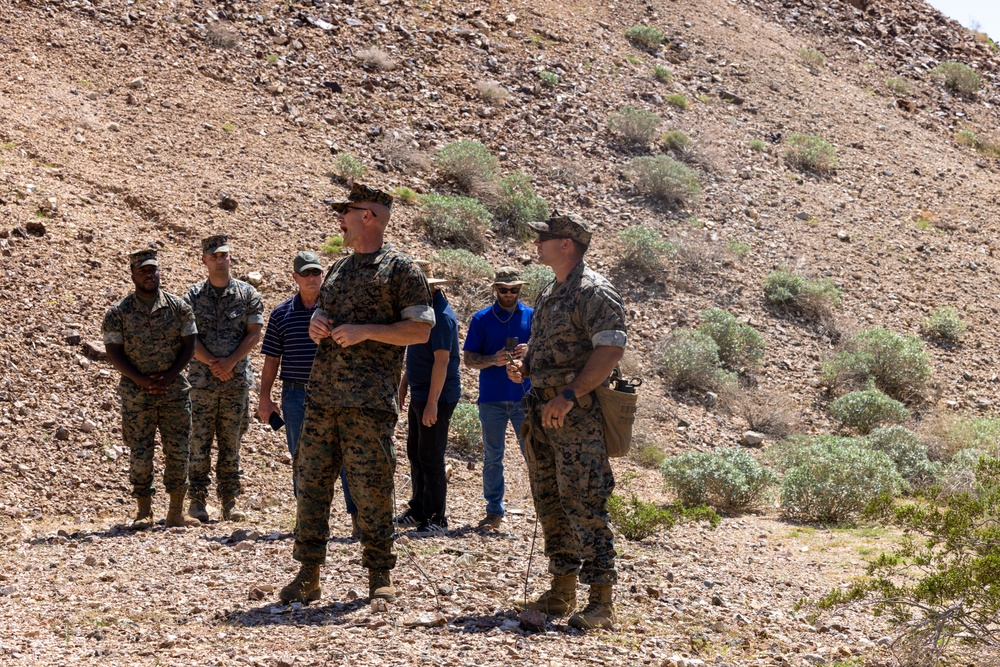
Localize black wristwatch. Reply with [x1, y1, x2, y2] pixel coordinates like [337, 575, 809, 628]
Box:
[562, 387, 576, 402]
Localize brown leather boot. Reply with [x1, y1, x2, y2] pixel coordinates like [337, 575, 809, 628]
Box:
[188, 498, 209, 523]
[279, 564, 321, 603]
[368, 570, 396, 601]
[165, 491, 200, 527]
[221, 496, 245, 522]
[131, 496, 153, 531]
[513, 573, 577, 615]
[568, 584, 615, 630]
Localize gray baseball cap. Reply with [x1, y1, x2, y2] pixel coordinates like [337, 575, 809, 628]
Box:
[293, 250, 323, 274]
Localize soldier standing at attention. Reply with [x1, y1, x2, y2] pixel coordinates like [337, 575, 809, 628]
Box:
[258, 250, 359, 538]
[462, 267, 533, 531]
[184, 235, 264, 523]
[507, 211, 627, 630]
[102, 248, 201, 529]
[279, 184, 433, 605]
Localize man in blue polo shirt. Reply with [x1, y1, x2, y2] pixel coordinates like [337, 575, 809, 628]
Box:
[396, 268, 461, 535]
[462, 266, 534, 531]
[258, 250, 358, 537]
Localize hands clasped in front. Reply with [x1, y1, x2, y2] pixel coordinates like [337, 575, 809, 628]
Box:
[310, 312, 364, 347]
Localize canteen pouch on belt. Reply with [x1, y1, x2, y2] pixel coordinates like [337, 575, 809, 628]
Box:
[595, 370, 639, 457]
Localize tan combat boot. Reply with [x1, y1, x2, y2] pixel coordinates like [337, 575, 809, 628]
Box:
[368, 570, 396, 601]
[188, 498, 209, 523]
[279, 564, 322, 603]
[131, 496, 154, 531]
[513, 573, 577, 615]
[165, 491, 200, 527]
[221, 496, 245, 522]
[568, 584, 615, 630]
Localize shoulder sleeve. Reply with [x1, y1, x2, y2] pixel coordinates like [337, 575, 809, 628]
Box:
[462, 312, 484, 352]
[177, 297, 198, 337]
[183, 283, 197, 308]
[260, 305, 284, 357]
[394, 256, 435, 325]
[246, 285, 265, 325]
[584, 283, 628, 348]
[102, 303, 124, 345]
[430, 309, 457, 351]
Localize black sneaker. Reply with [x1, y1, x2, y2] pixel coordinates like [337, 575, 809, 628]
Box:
[393, 510, 420, 527]
[414, 519, 448, 537]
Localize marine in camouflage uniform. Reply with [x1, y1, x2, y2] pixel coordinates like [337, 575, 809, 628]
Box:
[507, 211, 627, 629]
[184, 234, 264, 522]
[102, 248, 200, 529]
[279, 183, 434, 605]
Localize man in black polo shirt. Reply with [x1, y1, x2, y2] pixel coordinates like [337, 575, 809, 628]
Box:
[258, 250, 358, 536]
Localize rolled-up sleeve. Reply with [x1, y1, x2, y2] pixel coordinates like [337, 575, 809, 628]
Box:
[585, 285, 627, 349]
[102, 306, 124, 345]
[402, 304, 435, 325]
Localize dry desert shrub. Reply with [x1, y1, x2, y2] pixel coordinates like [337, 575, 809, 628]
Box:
[726, 387, 798, 438]
[356, 47, 396, 71]
[378, 133, 431, 172]
[206, 23, 241, 49]
[918, 411, 1000, 463]
[476, 81, 509, 104]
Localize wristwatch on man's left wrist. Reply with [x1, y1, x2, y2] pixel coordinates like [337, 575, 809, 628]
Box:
[561, 387, 576, 403]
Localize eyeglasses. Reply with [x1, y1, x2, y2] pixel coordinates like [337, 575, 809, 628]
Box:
[536, 232, 567, 243]
[496, 287, 521, 295]
[298, 269, 323, 277]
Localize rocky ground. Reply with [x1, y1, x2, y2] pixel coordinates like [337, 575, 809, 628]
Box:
[2, 0, 1000, 664]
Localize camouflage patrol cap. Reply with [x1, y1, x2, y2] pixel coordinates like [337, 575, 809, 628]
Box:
[493, 266, 528, 286]
[328, 182, 394, 213]
[527, 210, 593, 247]
[201, 234, 231, 255]
[293, 250, 323, 274]
[129, 248, 158, 270]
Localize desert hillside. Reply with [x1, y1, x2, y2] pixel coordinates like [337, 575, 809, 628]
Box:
[0, 0, 998, 664]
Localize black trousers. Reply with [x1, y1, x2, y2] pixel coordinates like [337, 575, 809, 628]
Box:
[405, 399, 457, 522]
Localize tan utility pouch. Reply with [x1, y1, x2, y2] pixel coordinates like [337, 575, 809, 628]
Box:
[596, 371, 639, 457]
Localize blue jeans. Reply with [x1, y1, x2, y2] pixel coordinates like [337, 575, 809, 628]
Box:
[282, 383, 356, 515]
[478, 401, 526, 518]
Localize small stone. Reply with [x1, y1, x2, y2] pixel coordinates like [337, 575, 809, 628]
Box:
[248, 585, 266, 601]
[876, 637, 893, 646]
[246, 272, 263, 287]
[506, 13, 517, 24]
[219, 194, 238, 211]
[403, 612, 447, 628]
[64, 330, 82, 345]
[108, 122, 121, 132]
[518, 609, 546, 632]
[80, 420, 97, 433]
[795, 212, 812, 220]
[0, 586, 14, 596]
[711, 594, 723, 606]
[127, 77, 145, 90]
[836, 230, 851, 242]
[370, 598, 388, 612]
[742, 431, 765, 446]
[233, 541, 256, 552]
[84, 555, 98, 566]
[803, 655, 825, 665]
[55, 426, 71, 441]
[83, 340, 107, 360]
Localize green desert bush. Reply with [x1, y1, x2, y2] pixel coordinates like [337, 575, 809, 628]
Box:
[417, 194, 492, 252]
[617, 226, 679, 276]
[433, 140, 498, 191]
[519, 265, 555, 305]
[330, 152, 366, 181]
[762, 268, 841, 318]
[749, 138, 766, 152]
[920, 306, 966, 342]
[661, 448, 776, 512]
[391, 186, 419, 205]
[433, 248, 493, 284]
[920, 413, 1000, 462]
[448, 403, 483, 457]
[625, 25, 664, 50]
[608, 105, 661, 147]
[630, 435, 667, 469]
[490, 171, 549, 238]
[885, 76, 912, 96]
[662, 130, 693, 152]
[321, 235, 343, 255]
[820, 457, 1000, 661]
[623, 155, 700, 207]
[821, 327, 931, 402]
[864, 426, 940, 488]
[652, 65, 673, 82]
[784, 133, 838, 175]
[608, 493, 719, 541]
[538, 71, 559, 87]
[932, 61, 980, 97]
[829, 390, 909, 434]
[697, 308, 766, 370]
[665, 93, 689, 110]
[798, 48, 826, 71]
[779, 440, 904, 523]
[660, 329, 735, 392]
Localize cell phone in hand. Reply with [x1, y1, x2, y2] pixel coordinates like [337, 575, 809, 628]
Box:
[268, 411, 285, 431]
[505, 337, 518, 352]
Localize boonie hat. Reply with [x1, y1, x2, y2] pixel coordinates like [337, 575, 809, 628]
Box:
[201, 234, 231, 255]
[527, 210, 592, 247]
[129, 248, 158, 270]
[493, 266, 528, 286]
[293, 250, 323, 274]
[328, 183, 394, 213]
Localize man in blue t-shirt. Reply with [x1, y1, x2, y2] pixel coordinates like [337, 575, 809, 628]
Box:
[397, 270, 461, 535]
[462, 266, 534, 530]
[258, 250, 357, 537]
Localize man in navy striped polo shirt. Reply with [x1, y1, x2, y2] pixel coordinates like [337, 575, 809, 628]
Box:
[258, 250, 357, 536]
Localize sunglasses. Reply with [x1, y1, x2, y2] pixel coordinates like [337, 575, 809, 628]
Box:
[496, 287, 521, 295]
[298, 269, 323, 277]
[536, 232, 567, 243]
[345, 204, 369, 213]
